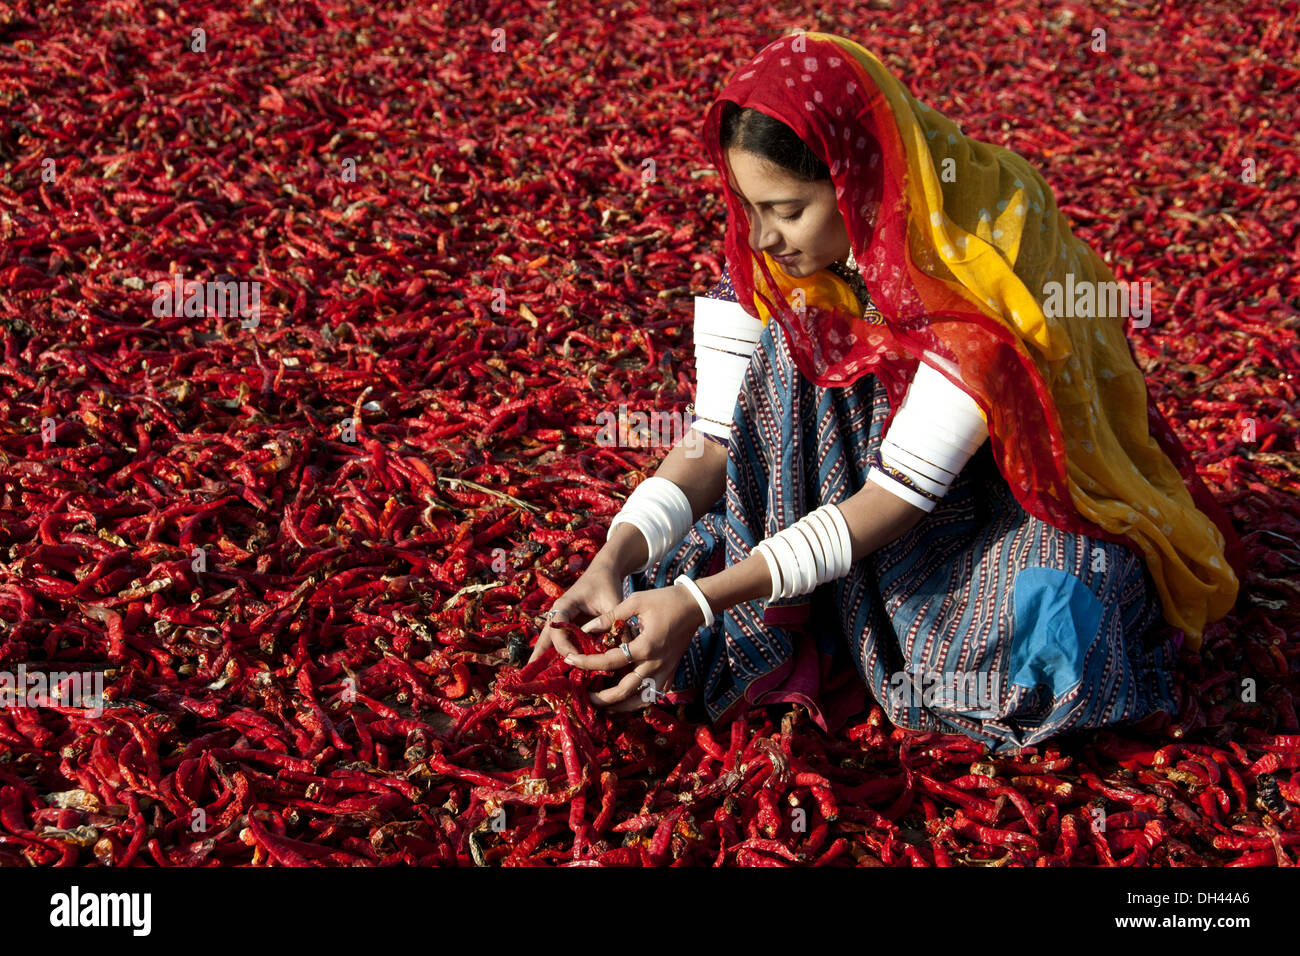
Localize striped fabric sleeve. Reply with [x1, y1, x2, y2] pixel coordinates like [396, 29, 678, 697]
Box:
[866, 359, 989, 512]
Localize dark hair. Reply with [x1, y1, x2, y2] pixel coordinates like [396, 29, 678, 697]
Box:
[720, 101, 830, 182]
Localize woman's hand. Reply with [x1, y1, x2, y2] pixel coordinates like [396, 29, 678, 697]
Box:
[566, 584, 706, 713]
[528, 562, 624, 665]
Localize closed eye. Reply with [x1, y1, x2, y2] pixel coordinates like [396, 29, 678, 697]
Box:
[742, 198, 803, 223]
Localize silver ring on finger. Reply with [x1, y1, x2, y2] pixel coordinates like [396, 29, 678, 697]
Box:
[620, 642, 632, 663]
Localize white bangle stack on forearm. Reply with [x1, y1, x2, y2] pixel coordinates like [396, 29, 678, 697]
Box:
[607, 480, 855, 607]
[752, 504, 854, 602]
[605, 479, 718, 626]
[746, 362, 985, 603]
[607, 477, 695, 575]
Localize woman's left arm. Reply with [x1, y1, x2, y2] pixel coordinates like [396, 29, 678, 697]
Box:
[695, 481, 927, 615]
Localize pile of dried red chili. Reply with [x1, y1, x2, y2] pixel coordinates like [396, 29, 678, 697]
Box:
[0, 0, 1295, 866]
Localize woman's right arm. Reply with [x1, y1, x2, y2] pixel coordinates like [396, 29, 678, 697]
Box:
[533, 268, 745, 662]
[530, 429, 728, 663]
[587, 429, 729, 578]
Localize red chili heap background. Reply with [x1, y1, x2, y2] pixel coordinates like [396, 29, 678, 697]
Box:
[0, 0, 1297, 867]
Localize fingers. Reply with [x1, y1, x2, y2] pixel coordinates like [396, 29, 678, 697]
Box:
[566, 616, 647, 671]
[540, 606, 582, 660]
[566, 642, 636, 671]
[545, 624, 581, 660]
[608, 696, 647, 713]
[526, 628, 552, 665]
[566, 601, 639, 670]
[589, 657, 674, 709]
[589, 664, 651, 708]
[608, 665, 674, 713]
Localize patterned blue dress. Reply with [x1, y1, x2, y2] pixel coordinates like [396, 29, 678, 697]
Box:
[621, 271, 1180, 753]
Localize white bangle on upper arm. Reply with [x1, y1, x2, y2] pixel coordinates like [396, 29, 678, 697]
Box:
[868, 360, 989, 510]
[691, 295, 764, 439]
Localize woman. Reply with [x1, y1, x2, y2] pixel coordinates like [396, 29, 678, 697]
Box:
[531, 32, 1245, 752]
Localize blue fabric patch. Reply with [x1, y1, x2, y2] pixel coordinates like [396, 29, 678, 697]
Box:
[1008, 567, 1103, 697]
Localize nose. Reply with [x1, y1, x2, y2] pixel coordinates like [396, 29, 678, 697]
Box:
[748, 212, 781, 255]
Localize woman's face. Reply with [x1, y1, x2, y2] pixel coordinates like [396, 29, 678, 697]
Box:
[725, 146, 851, 278]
